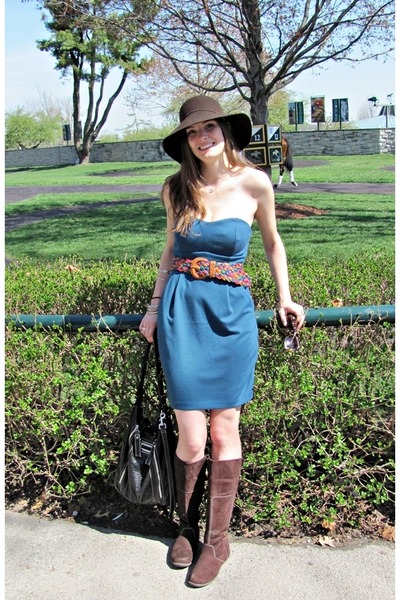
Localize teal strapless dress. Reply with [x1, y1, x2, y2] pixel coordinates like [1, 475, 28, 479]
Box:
[157, 218, 259, 410]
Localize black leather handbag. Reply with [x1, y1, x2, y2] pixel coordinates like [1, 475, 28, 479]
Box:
[114, 337, 176, 517]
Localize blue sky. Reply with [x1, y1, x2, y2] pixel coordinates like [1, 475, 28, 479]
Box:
[5, 0, 396, 133]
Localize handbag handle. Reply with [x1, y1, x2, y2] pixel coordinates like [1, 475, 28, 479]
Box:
[153, 334, 175, 516]
[135, 332, 166, 412]
[154, 334, 167, 408]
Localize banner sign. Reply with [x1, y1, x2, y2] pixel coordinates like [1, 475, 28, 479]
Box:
[62, 124, 71, 141]
[311, 96, 325, 123]
[288, 102, 304, 125]
[332, 98, 349, 122]
[296, 102, 304, 124]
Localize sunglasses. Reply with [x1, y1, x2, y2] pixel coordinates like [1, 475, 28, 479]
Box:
[284, 315, 300, 351]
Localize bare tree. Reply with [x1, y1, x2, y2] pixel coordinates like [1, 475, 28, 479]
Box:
[138, 0, 394, 124]
[28, 90, 73, 125]
[122, 55, 246, 128]
[123, 54, 295, 130]
[356, 101, 378, 120]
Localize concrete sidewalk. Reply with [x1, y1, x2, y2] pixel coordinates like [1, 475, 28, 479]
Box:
[5, 510, 395, 600]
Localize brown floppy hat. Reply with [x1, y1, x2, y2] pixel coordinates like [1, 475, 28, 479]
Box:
[162, 96, 252, 163]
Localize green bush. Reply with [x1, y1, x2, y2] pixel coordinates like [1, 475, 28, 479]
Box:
[240, 324, 394, 534]
[5, 252, 395, 536]
[5, 327, 163, 500]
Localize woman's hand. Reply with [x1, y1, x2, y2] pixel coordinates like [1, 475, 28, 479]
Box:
[278, 301, 306, 331]
[139, 313, 158, 343]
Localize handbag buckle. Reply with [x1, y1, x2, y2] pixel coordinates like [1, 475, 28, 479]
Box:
[133, 425, 141, 457]
[159, 410, 166, 429]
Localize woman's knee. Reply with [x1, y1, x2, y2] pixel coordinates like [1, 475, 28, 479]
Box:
[209, 408, 241, 450]
[174, 409, 207, 461]
[178, 438, 206, 459]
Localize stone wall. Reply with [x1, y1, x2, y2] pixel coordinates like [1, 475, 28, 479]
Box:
[5, 128, 395, 168]
[6, 145, 78, 168]
[283, 128, 395, 155]
[5, 139, 168, 169]
[90, 139, 167, 163]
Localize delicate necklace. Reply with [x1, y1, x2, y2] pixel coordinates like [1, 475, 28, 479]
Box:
[203, 179, 217, 194]
[203, 171, 229, 194]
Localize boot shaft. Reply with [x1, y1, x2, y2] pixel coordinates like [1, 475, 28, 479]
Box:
[174, 454, 207, 524]
[204, 458, 242, 545]
[170, 454, 207, 569]
[188, 457, 242, 587]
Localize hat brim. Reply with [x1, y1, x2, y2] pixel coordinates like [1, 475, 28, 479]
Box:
[162, 113, 252, 163]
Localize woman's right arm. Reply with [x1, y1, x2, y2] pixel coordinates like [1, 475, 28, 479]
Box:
[139, 185, 174, 343]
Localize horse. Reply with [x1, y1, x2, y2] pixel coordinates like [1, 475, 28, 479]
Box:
[274, 136, 298, 188]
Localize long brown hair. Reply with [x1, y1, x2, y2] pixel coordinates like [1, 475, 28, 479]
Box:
[164, 120, 255, 236]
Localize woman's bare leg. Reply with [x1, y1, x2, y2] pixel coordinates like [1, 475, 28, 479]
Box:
[174, 409, 208, 462]
[209, 407, 242, 460]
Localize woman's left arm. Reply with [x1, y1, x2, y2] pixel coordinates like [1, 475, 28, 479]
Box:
[253, 170, 305, 330]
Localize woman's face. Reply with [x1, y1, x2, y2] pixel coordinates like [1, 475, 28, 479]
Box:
[185, 120, 225, 161]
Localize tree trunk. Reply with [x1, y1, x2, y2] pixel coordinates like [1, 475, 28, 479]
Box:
[241, 0, 268, 125]
[76, 137, 92, 164]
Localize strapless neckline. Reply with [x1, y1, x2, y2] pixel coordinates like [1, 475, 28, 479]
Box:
[195, 217, 252, 229]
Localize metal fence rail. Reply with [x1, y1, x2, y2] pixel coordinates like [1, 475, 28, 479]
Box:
[6, 304, 395, 332]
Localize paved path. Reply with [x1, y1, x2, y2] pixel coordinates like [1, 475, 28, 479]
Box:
[5, 510, 395, 600]
[5, 182, 395, 205]
[5, 184, 162, 204]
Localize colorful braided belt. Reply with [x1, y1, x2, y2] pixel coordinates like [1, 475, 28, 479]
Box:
[171, 256, 252, 288]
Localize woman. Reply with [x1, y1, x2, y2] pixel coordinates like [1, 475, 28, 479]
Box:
[139, 96, 305, 587]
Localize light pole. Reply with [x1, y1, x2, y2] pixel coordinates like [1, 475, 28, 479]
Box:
[367, 94, 394, 127]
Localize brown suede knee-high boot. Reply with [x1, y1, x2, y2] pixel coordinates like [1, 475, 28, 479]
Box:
[169, 454, 207, 568]
[188, 457, 242, 587]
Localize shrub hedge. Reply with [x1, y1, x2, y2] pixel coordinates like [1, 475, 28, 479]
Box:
[5, 252, 395, 536]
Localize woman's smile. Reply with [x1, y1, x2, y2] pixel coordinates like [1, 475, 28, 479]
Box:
[199, 142, 214, 151]
[186, 120, 225, 158]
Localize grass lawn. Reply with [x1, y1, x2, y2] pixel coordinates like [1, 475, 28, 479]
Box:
[5, 154, 394, 186]
[5, 161, 176, 187]
[5, 156, 395, 263]
[5, 191, 159, 215]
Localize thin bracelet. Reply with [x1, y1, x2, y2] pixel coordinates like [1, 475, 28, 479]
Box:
[151, 296, 162, 300]
[146, 304, 159, 314]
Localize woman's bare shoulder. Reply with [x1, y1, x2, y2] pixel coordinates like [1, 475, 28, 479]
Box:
[243, 165, 271, 181]
[162, 176, 171, 192]
[161, 178, 173, 204]
[241, 166, 273, 195]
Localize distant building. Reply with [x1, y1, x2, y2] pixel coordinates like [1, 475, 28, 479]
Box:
[354, 113, 395, 129]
